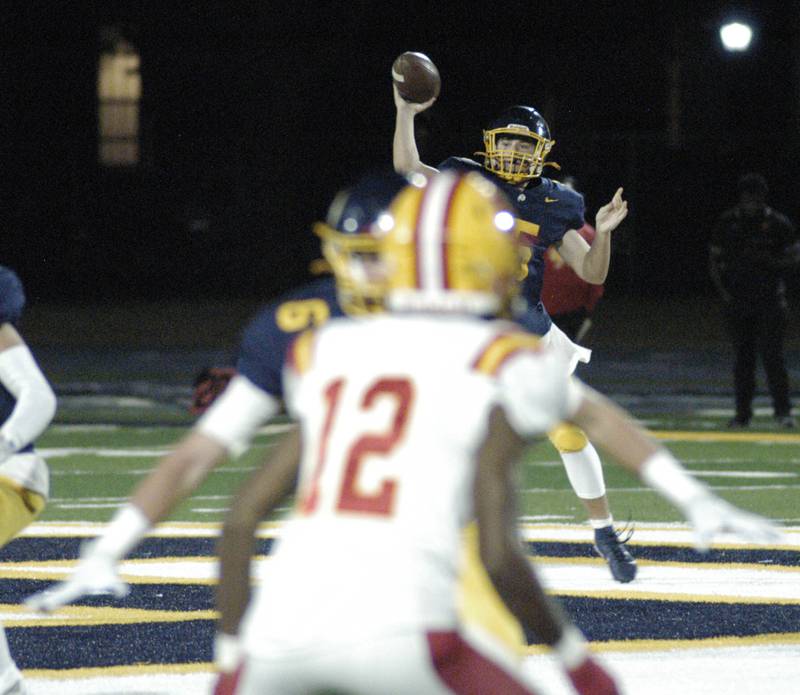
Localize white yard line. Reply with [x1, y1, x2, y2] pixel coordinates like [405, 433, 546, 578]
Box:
[5, 556, 799, 602]
[19, 644, 800, 695]
[523, 644, 800, 695]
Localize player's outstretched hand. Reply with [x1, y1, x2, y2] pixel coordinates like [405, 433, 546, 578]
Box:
[24, 544, 129, 612]
[687, 494, 785, 553]
[393, 84, 436, 113]
[595, 187, 628, 235]
[567, 656, 621, 695]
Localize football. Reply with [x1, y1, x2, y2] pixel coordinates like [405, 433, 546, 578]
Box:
[391, 52, 441, 103]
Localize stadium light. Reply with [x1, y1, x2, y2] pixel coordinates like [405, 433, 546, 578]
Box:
[720, 21, 753, 51]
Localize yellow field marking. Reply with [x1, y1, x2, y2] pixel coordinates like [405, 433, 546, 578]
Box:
[23, 662, 213, 679]
[652, 429, 800, 443]
[0, 604, 215, 628]
[550, 588, 800, 605]
[0, 555, 270, 584]
[524, 632, 800, 656]
[21, 520, 282, 536]
[530, 555, 800, 573]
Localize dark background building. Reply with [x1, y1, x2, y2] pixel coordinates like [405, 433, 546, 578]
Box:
[4, 0, 800, 307]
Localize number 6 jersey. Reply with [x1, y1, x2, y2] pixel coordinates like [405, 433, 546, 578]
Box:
[240, 313, 583, 654]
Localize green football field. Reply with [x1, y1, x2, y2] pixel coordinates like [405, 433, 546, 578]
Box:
[36, 408, 800, 527]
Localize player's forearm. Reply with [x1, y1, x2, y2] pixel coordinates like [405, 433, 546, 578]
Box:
[393, 109, 437, 176]
[216, 430, 301, 633]
[578, 231, 611, 284]
[393, 109, 421, 174]
[482, 544, 568, 646]
[216, 520, 257, 635]
[570, 386, 658, 475]
[130, 431, 227, 524]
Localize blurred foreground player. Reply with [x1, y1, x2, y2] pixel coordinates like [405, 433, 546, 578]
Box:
[393, 87, 637, 583]
[213, 172, 780, 695]
[0, 266, 57, 694]
[23, 173, 408, 613]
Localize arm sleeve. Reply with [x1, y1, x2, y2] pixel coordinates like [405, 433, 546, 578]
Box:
[0, 345, 57, 451]
[495, 349, 584, 438]
[195, 374, 279, 457]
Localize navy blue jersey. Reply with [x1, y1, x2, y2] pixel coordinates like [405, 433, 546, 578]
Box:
[0, 266, 32, 453]
[237, 277, 344, 399]
[439, 157, 585, 332]
[0, 266, 25, 327]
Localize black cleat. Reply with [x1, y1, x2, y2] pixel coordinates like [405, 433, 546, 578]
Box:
[594, 525, 637, 583]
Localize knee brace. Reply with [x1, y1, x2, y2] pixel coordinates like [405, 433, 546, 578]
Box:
[548, 423, 589, 453]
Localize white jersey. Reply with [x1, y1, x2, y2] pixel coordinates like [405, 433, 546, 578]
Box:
[241, 314, 583, 656]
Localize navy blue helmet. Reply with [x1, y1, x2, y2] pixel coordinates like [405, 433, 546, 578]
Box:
[477, 106, 556, 184]
[313, 171, 414, 314]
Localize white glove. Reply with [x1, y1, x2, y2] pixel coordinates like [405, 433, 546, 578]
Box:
[24, 540, 130, 612]
[686, 493, 785, 552]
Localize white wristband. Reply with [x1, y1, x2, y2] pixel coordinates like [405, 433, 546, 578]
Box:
[90, 504, 151, 562]
[640, 451, 707, 510]
[214, 632, 242, 672]
[553, 625, 589, 670]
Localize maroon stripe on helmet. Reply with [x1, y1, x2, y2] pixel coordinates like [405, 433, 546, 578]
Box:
[440, 175, 463, 290]
[412, 185, 428, 290]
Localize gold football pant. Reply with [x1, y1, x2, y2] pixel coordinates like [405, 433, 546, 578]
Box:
[0, 477, 45, 548]
[457, 522, 526, 656]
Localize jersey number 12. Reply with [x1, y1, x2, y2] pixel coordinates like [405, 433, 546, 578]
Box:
[299, 376, 414, 517]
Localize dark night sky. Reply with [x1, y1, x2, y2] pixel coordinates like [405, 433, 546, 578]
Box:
[3, 1, 800, 302]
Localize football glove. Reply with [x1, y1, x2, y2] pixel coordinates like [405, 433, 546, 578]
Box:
[567, 657, 621, 695]
[190, 367, 237, 415]
[24, 541, 129, 612]
[686, 493, 785, 553]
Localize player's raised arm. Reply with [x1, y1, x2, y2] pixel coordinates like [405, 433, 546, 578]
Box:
[392, 85, 438, 177]
[474, 405, 621, 695]
[391, 52, 440, 178]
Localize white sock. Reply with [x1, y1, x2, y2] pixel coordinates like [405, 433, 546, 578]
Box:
[589, 516, 614, 529]
[560, 444, 607, 499]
